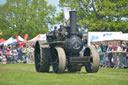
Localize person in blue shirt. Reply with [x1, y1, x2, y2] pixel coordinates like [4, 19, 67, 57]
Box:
[17, 47, 23, 62]
[106, 43, 114, 67]
[97, 45, 104, 67]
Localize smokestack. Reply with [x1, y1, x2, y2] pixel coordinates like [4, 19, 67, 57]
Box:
[70, 11, 77, 35]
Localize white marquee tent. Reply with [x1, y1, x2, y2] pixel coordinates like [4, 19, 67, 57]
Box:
[91, 33, 128, 42]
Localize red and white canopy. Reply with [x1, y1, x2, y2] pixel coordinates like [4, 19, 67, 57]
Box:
[27, 34, 46, 42]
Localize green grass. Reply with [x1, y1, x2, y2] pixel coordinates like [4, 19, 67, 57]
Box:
[0, 64, 128, 85]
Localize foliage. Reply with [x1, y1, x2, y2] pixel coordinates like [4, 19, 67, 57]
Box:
[0, 0, 56, 39]
[58, 0, 128, 32]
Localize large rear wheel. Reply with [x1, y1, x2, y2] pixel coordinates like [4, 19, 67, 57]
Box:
[34, 41, 50, 72]
[52, 47, 66, 73]
[84, 46, 100, 73]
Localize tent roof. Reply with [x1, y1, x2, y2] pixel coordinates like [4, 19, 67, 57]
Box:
[0, 37, 17, 46]
[91, 35, 122, 42]
[91, 34, 128, 42]
[27, 34, 46, 42]
[18, 36, 25, 42]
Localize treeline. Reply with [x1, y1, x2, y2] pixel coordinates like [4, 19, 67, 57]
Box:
[0, 0, 56, 39]
[58, 0, 128, 32]
[0, 0, 128, 39]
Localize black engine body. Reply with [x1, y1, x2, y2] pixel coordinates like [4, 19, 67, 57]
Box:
[46, 11, 84, 55]
[64, 36, 83, 53]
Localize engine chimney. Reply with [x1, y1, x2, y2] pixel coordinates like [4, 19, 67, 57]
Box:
[70, 11, 78, 35]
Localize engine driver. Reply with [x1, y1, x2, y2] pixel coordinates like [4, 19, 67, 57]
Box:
[58, 25, 63, 40]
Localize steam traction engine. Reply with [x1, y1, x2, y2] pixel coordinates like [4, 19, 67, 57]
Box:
[34, 11, 100, 73]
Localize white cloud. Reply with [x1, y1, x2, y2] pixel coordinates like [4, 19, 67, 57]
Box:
[47, 0, 59, 6]
[47, 0, 61, 13]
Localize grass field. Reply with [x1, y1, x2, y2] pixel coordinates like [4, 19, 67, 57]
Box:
[0, 64, 128, 85]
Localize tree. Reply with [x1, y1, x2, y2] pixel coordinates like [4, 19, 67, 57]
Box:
[58, 0, 128, 32]
[0, 0, 56, 39]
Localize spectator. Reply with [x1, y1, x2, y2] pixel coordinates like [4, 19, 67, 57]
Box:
[2, 56, 7, 64]
[102, 44, 108, 67]
[117, 42, 126, 69]
[121, 42, 127, 67]
[126, 43, 128, 67]
[25, 46, 30, 64]
[6, 47, 11, 63]
[22, 45, 30, 63]
[106, 43, 114, 67]
[11, 46, 18, 63]
[113, 43, 119, 68]
[1, 46, 6, 56]
[97, 45, 104, 67]
[0, 48, 3, 63]
[17, 47, 23, 63]
[29, 46, 34, 64]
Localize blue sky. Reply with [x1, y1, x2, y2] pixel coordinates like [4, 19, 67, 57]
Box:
[0, 0, 59, 5]
[0, 0, 6, 5]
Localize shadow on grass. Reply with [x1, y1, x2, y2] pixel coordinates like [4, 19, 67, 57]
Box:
[37, 71, 89, 74]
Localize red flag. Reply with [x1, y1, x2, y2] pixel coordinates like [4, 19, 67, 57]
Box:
[17, 33, 28, 48]
[18, 42, 26, 48]
[15, 34, 20, 44]
[24, 33, 28, 41]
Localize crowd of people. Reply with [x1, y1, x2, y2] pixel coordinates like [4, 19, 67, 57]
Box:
[0, 45, 34, 64]
[1, 27, 128, 69]
[91, 41, 128, 69]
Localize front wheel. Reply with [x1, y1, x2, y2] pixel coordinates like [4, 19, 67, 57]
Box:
[84, 46, 100, 73]
[52, 47, 66, 73]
